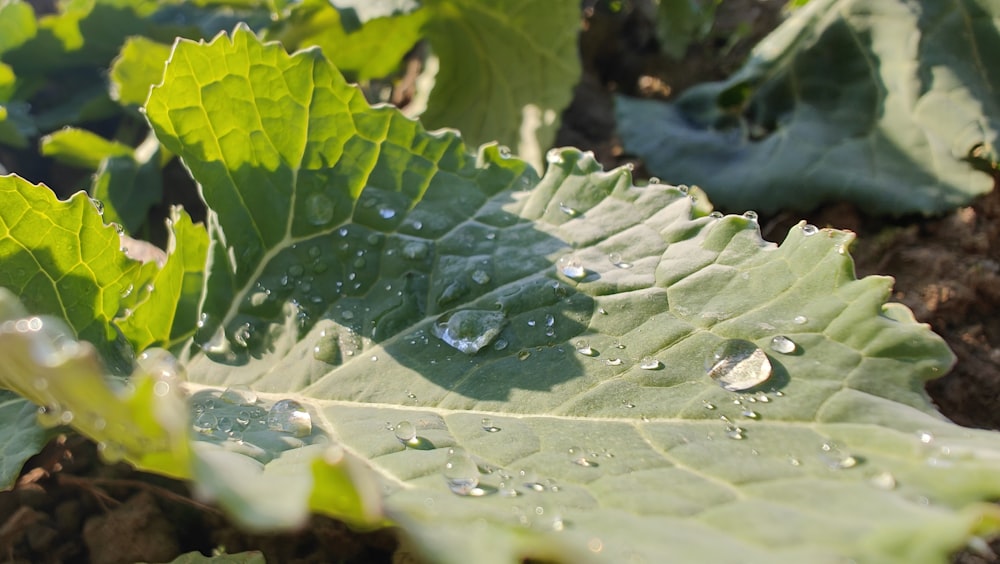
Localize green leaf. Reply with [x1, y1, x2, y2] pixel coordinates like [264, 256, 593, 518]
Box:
[419, 0, 580, 168]
[40, 127, 135, 169]
[109, 36, 173, 108]
[91, 131, 166, 234]
[0, 390, 52, 489]
[655, 0, 722, 59]
[618, 0, 1000, 215]
[0, 1, 36, 57]
[118, 206, 208, 353]
[135, 27, 1000, 563]
[268, 0, 427, 81]
[0, 174, 157, 365]
[0, 287, 191, 479]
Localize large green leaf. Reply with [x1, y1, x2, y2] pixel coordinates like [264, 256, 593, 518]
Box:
[136, 27, 1000, 563]
[618, 0, 1000, 215]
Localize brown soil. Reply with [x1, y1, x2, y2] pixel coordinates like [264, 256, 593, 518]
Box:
[2, 1, 999, 562]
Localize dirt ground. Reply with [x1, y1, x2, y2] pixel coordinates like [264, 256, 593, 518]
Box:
[2, 2, 999, 562]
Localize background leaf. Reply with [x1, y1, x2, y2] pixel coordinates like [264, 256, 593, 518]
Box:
[419, 0, 580, 169]
[0, 287, 191, 479]
[0, 174, 157, 366]
[618, 0, 1000, 215]
[139, 28, 1000, 563]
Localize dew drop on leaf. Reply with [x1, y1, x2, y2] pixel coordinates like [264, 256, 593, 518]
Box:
[266, 399, 312, 437]
[557, 256, 586, 279]
[769, 335, 797, 354]
[305, 194, 334, 226]
[608, 252, 633, 268]
[194, 412, 218, 433]
[574, 339, 596, 356]
[705, 339, 772, 391]
[793, 315, 808, 325]
[639, 357, 661, 370]
[220, 385, 258, 406]
[394, 420, 417, 444]
[603, 358, 623, 366]
[313, 334, 341, 365]
[471, 269, 491, 285]
[432, 310, 507, 354]
[702, 400, 716, 410]
[481, 418, 501, 433]
[568, 446, 597, 467]
[443, 449, 480, 495]
[137, 347, 187, 383]
[802, 224, 818, 236]
[743, 210, 758, 221]
[819, 442, 858, 470]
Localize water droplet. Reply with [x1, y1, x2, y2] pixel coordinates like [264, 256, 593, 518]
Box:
[136, 347, 187, 383]
[648, 177, 660, 184]
[120, 284, 134, 299]
[194, 412, 218, 433]
[378, 208, 397, 220]
[709, 211, 723, 219]
[153, 380, 170, 397]
[870, 471, 897, 490]
[266, 399, 312, 437]
[769, 335, 796, 354]
[702, 400, 716, 410]
[471, 270, 491, 285]
[819, 442, 858, 470]
[608, 253, 633, 268]
[639, 357, 662, 370]
[917, 430, 934, 444]
[567, 446, 597, 467]
[221, 385, 258, 405]
[91, 198, 104, 214]
[527, 319, 537, 327]
[622, 400, 635, 409]
[574, 339, 596, 356]
[802, 224, 818, 236]
[546, 149, 564, 165]
[613, 340, 626, 349]
[432, 310, 507, 355]
[741, 409, 760, 420]
[394, 420, 417, 444]
[481, 418, 501, 433]
[498, 145, 512, 158]
[705, 339, 772, 391]
[544, 313, 555, 327]
[743, 211, 758, 221]
[603, 358, 623, 366]
[557, 256, 586, 280]
[725, 425, 745, 440]
[517, 350, 531, 361]
[793, 315, 808, 325]
[402, 241, 429, 260]
[406, 392, 417, 399]
[305, 194, 334, 226]
[313, 335, 341, 365]
[557, 202, 578, 217]
[493, 338, 509, 351]
[443, 449, 480, 495]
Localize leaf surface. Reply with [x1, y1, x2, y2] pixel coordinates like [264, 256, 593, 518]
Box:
[135, 27, 1000, 564]
[618, 0, 1000, 215]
